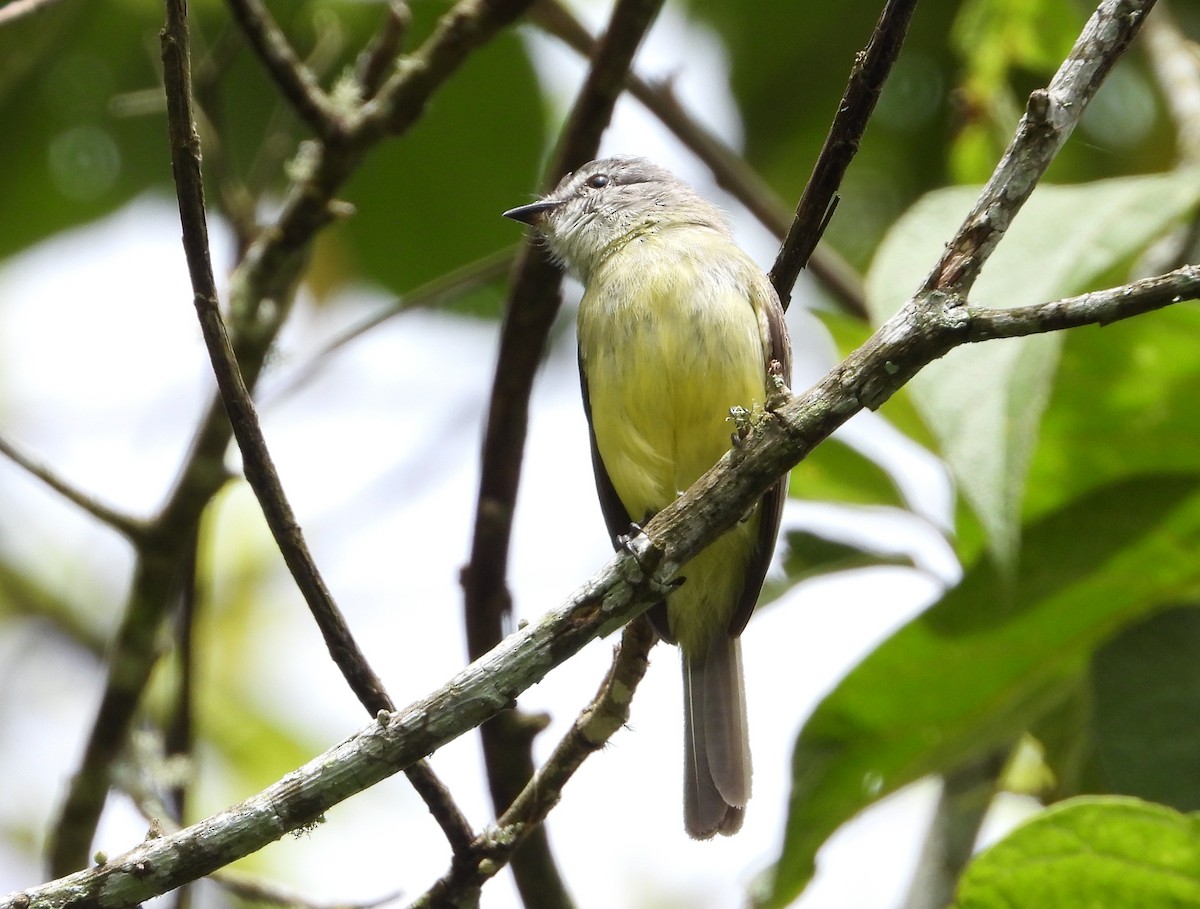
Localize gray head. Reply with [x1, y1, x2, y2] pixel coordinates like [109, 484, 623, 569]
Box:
[503, 157, 730, 280]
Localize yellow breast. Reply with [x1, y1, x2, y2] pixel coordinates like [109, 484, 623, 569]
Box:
[577, 225, 771, 652]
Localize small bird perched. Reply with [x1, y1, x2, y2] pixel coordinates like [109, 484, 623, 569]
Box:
[504, 157, 791, 838]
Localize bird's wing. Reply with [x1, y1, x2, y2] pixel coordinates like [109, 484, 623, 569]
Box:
[578, 344, 672, 640]
[729, 279, 792, 637]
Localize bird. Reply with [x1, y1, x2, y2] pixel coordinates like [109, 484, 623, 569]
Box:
[504, 156, 791, 838]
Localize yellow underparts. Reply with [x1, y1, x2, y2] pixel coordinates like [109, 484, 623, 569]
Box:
[578, 226, 768, 657]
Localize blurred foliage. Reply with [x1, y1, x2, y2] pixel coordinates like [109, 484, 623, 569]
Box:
[0, 0, 544, 312]
[0, 0, 1197, 906]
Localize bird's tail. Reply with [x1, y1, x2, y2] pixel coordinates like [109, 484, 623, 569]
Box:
[683, 635, 751, 838]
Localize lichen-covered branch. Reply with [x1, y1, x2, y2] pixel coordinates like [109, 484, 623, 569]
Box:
[927, 0, 1158, 294]
[10, 258, 1195, 909]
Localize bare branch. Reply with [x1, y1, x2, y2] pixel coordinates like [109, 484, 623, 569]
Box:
[967, 265, 1200, 340]
[769, 0, 920, 307]
[357, 0, 536, 140]
[215, 872, 401, 909]
[224, 0, 342, 136]
[165, 0, 395, 719]
[355, 0, 412, 98]
[46, 0, 527, 876]
[166, 0, 477, 858]
[267, 247, 517, 404]
[408, 618, 657, 909]
[0, 435, 149, 542]
[926, 0, 1158, 295]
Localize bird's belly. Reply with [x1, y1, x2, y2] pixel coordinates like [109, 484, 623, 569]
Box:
[583, 293, 765, 521]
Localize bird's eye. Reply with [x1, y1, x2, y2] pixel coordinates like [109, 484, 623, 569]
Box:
[585, 174, 609, 189]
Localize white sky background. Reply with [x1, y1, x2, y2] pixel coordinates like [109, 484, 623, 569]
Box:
[0, 3, 1038, 907]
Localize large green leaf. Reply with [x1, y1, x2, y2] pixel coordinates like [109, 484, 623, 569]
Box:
[952, 797, 1200, 909]
[1028, 301, 1200, 521]
[866, 172, 1200, 569]
[1032, 605, 1200, 811]
[761, 473, 1200, 908]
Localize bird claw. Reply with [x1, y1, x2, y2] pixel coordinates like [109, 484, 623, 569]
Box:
[728, 405, 753, 448]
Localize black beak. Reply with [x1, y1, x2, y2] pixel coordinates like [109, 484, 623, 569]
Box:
[502, 199, 562, 225]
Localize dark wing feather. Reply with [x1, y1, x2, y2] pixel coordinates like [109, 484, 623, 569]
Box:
[729, 282, 792, 637]
[578, 345, 672, 640]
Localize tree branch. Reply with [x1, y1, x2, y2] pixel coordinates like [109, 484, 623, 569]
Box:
[354, 0, 412, 99]
[165, 0, 395, 736]
[967, 265, 1200, 339]
[10, 260, 1195, 909]
[266, 246, 517, 404]
[407, 618, 657, 909]
[224, 0, 342, 137]
[769, 0, 920, 307]
[926, 0, 1158, 295]
[0, 436, 149, 543]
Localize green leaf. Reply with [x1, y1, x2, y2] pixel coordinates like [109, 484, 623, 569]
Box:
[953, 797, 1200, 909]
[951, 0, 1081, 85]
[765, 526, 917, 599]
[865, 172, 1200, 569]
[1088, 605, 1200, 811]
[788, 436, 910, 510]
[761, 473, 1200, 908]
[1028, 302, 1200, 521]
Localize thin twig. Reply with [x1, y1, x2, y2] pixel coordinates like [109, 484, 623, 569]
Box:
[967, 265, 1200, 339]
[355, 0, 412, 98]
[358, 0, 536, 140]
[529, 0, 868, 318]
[165, 0, 390, 716]
[407, 618, 657, 909]
[461, 1, 665, 906]
[0, 435, 149, 542]
[266, 246, 517, 404]
[216, 871, 402, 909]
[224, 0, 342, 136]
[769, 0, 920, 308]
